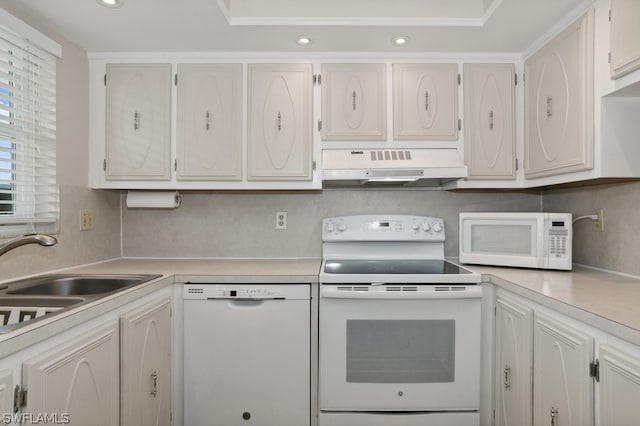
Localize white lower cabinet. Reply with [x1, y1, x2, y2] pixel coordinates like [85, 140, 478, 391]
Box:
[120, 297, 172, 426]
[533, 312, 593, 426]
[598, 345, 640, 426]
[494, 290, 640, 426]
[22, 321, 120, 425]
[494, 294, 533, 426]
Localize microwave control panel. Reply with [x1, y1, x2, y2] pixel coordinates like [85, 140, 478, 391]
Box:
[546, 215, 571, 263]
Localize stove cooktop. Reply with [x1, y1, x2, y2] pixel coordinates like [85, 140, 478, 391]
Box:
[323, 259, 473, 275]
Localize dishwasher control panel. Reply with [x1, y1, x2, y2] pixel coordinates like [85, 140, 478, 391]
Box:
[183, 283, 310, 300]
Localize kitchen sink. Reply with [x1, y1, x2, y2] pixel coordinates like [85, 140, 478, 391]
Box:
[6, 274, 160, 296]
[0, 273, 161, 333]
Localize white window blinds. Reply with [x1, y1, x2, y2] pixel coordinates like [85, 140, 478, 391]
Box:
[0, 22, 58, 236]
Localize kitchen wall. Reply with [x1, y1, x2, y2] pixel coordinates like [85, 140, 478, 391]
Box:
[0, 2, 121, 280]
[122, 189, 541, 258]
[543, 180, 640, 276]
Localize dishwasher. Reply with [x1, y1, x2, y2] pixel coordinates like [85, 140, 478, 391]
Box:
[183, 283, 311, 426]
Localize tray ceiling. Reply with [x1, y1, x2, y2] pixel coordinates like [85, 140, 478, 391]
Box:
[6, 0, 589, 53]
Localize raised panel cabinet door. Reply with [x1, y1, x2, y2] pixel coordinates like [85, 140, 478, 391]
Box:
[248, 64, 313, 180]
[105, 63, 171, 180]
[599, 345, 640, 426]
[0, 369, 13, 421]
[463, 63, 516, 179]
[393, 63, 458, 140]
[321, 63, 387, 140]
[22, 321, 119, 426]
[176, 64, 242, 180]
[524, 11, 594, 179]
[533, 312, 593, 426]
[495, 295, 533, 426]
[610, 0, 640, 79]
[120, 297, 172, 426]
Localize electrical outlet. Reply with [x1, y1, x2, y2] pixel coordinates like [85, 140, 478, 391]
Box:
[79, 209, 95, 231]
[592, 208, 604, 232]
[275, 212, 287, 230]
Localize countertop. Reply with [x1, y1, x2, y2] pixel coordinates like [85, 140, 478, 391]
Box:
[2, 257, 640, 355]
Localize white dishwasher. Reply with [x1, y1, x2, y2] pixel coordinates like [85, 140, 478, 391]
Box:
[183, 283, 311, 426]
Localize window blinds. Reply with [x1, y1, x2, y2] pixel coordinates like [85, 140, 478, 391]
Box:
[0, 23, 58, 235]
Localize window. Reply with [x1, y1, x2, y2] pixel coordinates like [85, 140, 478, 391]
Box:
[0, 17, 58, 237]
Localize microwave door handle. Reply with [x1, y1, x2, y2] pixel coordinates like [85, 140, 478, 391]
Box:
[537, 216, 546, 268]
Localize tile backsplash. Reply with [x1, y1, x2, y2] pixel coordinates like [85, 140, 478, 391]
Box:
[122, 189, 541, 258]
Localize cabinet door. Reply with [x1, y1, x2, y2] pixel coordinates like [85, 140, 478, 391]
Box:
[599, 345, 640, 426]
[495, 295, 533, 426]
[533, 312, 593, 426]
[0, 369, 13, 420]
[463, 63, 516, 180]
[248, 64, 313, 180]
[121, 297, 172, 426]
[393, 63, 458, 140]
[524, 11, 594, 179]
[321, 63, 386, 140]
[105, 64, 171, 180]
[22, 321, 119, 426]
[176, 64, 242, 180]
[610, 0, 640, 79]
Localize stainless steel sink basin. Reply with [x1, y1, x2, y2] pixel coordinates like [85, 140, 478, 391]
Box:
[0, 273, 161, 333]
[6, 274, 160, 296]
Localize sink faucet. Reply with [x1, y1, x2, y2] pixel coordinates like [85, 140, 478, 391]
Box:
[0, 234, 57, 256]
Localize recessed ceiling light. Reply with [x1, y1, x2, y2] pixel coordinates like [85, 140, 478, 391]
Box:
[296, 36, 312, 46]
[392, 36, 410, 46]
[97, 0, 123, 8]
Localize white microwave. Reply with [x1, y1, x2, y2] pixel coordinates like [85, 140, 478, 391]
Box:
[459, 212, 572, 270]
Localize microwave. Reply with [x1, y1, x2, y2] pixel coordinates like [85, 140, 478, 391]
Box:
[459, 212, 572, 270]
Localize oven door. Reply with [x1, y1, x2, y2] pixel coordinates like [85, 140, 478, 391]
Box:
[319, 284, 482, 412]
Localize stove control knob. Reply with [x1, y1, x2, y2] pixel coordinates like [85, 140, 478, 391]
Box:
[421, 223, 431, 232]
[433, 222, 443, 232]
[326, 223, 336, 233]
[412, 223, 420, 231]
[338, 223, 347, 232]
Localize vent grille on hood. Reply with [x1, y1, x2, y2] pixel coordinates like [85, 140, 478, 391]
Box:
[322, 148, 467, 187]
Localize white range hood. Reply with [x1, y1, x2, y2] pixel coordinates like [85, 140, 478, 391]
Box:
[322, 148, 468, 187]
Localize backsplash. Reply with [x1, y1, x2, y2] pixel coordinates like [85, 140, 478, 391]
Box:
[543, 180, 640, 277]
[122, 189, 541, 258]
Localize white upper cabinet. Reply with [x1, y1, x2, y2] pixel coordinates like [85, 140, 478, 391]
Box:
[463, 63, 516, 180]
[610, 0, 640, 79]
[247, 64, 313, 180]
[176, 64, 242, 180]
[321, 63, 387, 140]
[393, 63, 459, 140]
[524, 11, 594, 179]
[105, 64, 172, 181]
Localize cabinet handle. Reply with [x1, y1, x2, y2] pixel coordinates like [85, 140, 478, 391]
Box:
[425, 91, 430, 111]
[352, 90, 357, 111]
[205, 111, 211, 131]
[133, 111, 140, 131]
[503, 365, 511, 389]
[277, 112, 282, 132]
[546, 96, 553, 118]
[150, 371, 158, 397]
[489, 110, 494, 130]
[550, 406, 558, 426]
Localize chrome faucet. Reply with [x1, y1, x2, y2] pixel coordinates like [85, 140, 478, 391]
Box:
[0, 234, 57, 256]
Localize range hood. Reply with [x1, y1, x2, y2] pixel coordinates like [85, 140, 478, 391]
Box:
[322, 148, 468, 187]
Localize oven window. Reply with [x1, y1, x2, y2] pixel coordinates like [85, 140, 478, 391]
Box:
[346, 319, 455, 383]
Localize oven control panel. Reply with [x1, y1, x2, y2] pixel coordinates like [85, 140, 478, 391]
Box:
[323, 215, 445, 241]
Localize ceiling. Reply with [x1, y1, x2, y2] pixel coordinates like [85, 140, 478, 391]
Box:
[8, 0, 588, 54]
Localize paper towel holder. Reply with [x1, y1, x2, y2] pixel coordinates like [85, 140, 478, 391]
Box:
[126, 190, 182, 209]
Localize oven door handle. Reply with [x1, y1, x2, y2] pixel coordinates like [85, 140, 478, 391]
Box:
[320, 286, 482, 299]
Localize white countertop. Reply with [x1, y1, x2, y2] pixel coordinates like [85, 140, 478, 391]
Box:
[2, 257, 640, 355]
